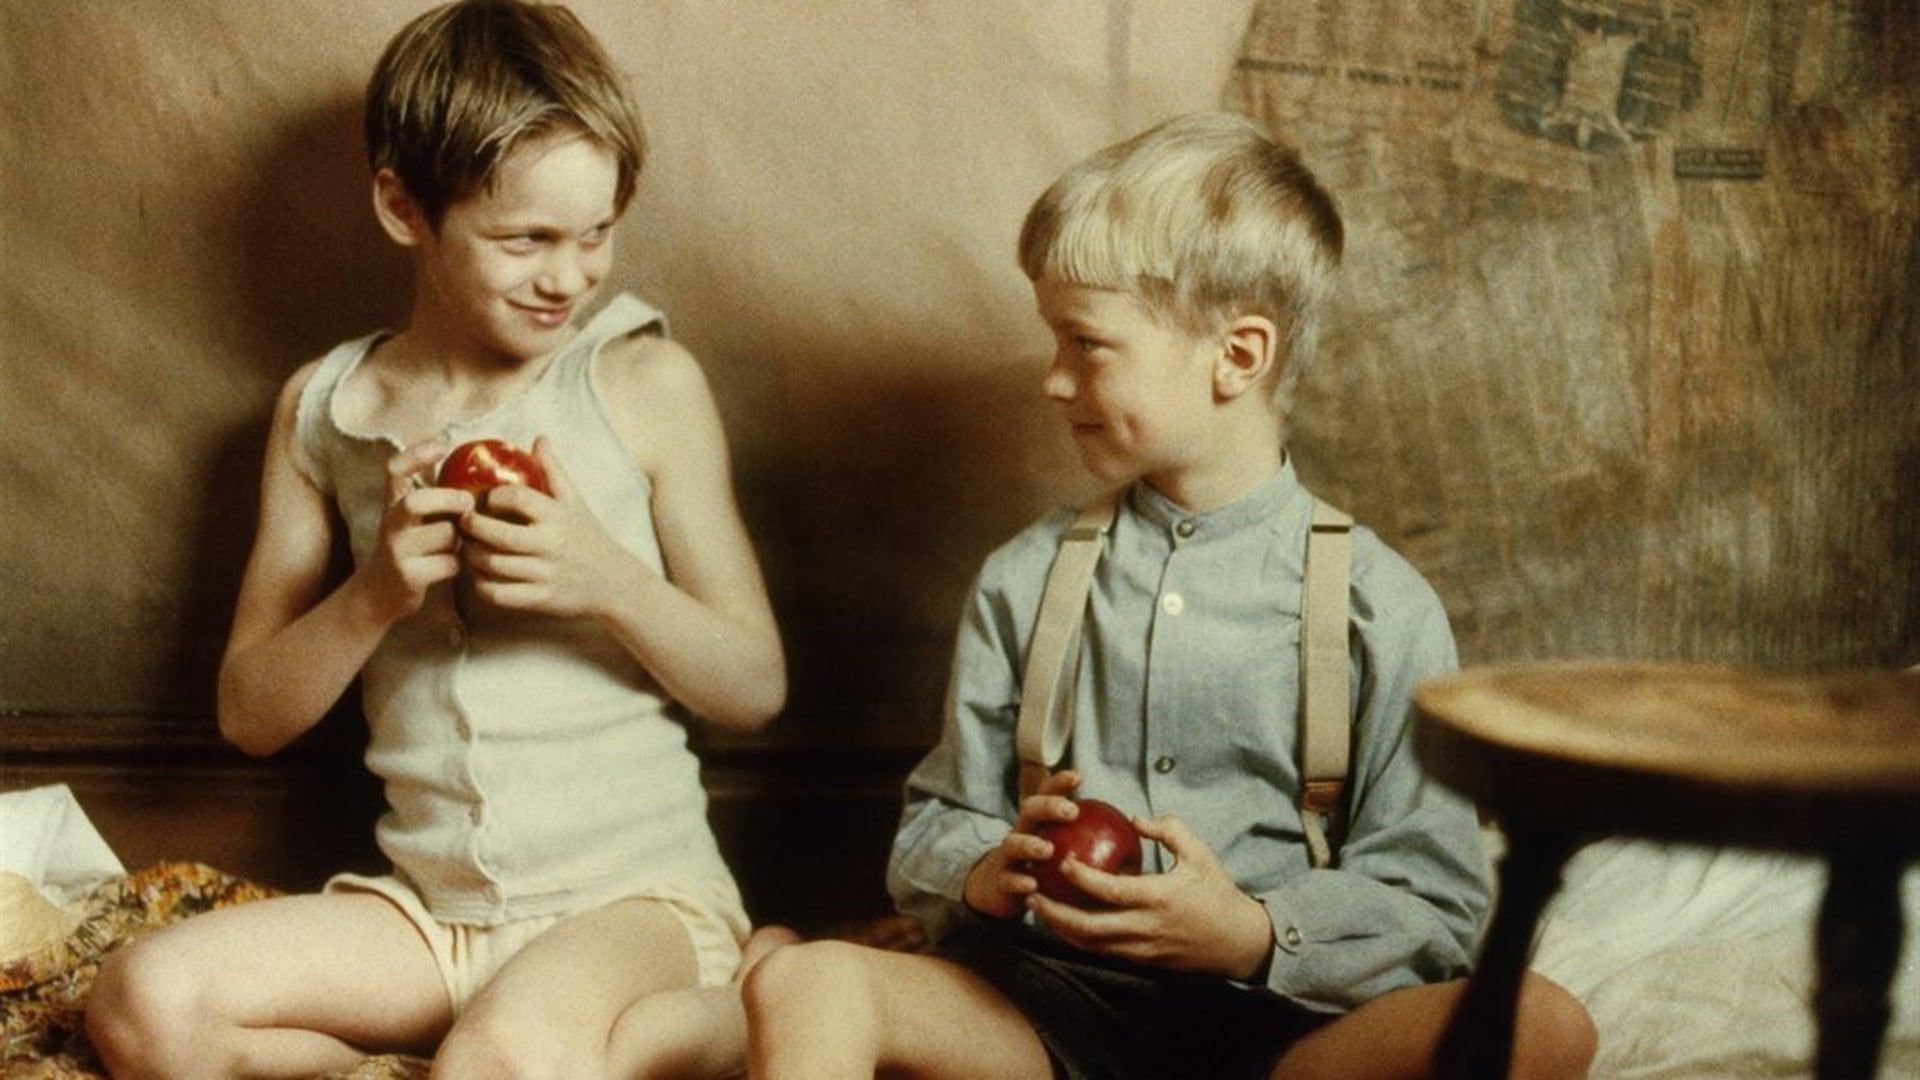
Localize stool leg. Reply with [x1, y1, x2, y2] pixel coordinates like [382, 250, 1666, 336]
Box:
[1435, 828, 1578, 1080]
[1814, 852, 1904, 1080]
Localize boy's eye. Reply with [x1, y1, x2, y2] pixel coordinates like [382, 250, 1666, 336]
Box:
[581, 225, 612, 248]
[499, 235, 541, 254]
[1076, 336, 1107, 354]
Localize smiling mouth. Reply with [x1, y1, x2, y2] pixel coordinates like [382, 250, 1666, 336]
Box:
[513, 301, 573, 327]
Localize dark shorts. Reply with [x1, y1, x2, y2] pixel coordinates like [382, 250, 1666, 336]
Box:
[938, 925, 1333, 1080]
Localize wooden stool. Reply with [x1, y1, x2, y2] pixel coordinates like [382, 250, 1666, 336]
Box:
[1413, 662, 1920, 1080]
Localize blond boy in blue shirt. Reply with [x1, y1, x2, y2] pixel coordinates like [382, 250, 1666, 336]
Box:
[744, 113, 1597, 1079]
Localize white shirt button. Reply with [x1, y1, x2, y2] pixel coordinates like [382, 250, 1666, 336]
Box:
[1161, 592, 1185, 616]
[1175, 520, 1196, 538]
[1284, 926, 1304, 948]
[1153, 755, 1176, 774]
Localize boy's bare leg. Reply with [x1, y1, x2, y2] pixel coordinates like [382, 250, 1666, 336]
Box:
[743, 940, 1054, 1079]
[1273, 972, 1597, 1080]
[86, 892, 451, 1080]
[429, 896, 704, 1077]
[603, 924, 801, 1078]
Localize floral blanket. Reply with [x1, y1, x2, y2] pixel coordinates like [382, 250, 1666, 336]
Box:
[0, 862, 926, 1079]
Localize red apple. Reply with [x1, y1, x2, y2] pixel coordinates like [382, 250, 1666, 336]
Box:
[436, 439, 551, 501]
[1026, 798, 1143, 908]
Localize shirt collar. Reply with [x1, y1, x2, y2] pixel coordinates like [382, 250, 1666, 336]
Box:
[1126, 456, 1309, 540]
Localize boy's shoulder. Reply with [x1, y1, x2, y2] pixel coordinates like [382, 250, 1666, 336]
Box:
[973, 500, 1090, 597]
[277, 334, 372, 423]
[587, 295, 703, 410]
[596, 329, 700, 395]
[1345, 521, 1453, 643]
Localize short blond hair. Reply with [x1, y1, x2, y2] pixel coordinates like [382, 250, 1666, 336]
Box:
[1018, 112, 1343, 413]
[365, 0, 646, 226]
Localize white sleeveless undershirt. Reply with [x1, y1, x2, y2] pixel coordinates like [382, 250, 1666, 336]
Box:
[294, 294, 747, 931]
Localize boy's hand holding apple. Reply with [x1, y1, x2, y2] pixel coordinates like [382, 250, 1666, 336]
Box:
[358, 438, 474, 626]
[965, 771, 1145, 917]
[449, 436, 635, 620]
[1027, 813, 1277, 982]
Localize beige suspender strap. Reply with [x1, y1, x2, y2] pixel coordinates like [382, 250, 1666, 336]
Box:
[1015, 491, 1123, 798]
[1299, 500, 1353, 869]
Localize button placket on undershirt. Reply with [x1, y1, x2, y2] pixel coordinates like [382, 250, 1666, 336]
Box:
[440, 599, 489, 875]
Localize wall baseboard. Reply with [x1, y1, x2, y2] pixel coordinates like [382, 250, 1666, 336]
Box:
[1, 713, 924, 934]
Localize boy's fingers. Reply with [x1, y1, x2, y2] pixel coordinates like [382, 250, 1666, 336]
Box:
[531, 436, 571, 500]
[1135, 815, 1222, 877]
[1133, 814, 1201, 857]
[996, 870, 1038, 897]
[388, 438, 448, 484]
[418, 553, 461, 584]
[458, 507, 527, 548]
[1018, 794, 1078, 829]
[1002, 833, 1052, 862]
[400, 487, 473, 521]
[1058, 857, 1151, 908]
[1026, 890, 1133, 945]
[405, 520, 460, 557]
[485, 484, 546, 521]
[1025, 891, 1075, 933]
[1039, 769, 1082, 797]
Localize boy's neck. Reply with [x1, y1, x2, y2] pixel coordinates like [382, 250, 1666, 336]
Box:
[396, 292, 566, 385]
[1141, 428, 1287, 514]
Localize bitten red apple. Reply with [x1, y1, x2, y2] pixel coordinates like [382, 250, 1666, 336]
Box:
[1026, 798, 1143, 908]
[436, 439, 551, 500]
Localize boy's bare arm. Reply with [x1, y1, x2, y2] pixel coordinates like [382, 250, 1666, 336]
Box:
[218, 367, 471, 755]
[463, 335, 785, 729]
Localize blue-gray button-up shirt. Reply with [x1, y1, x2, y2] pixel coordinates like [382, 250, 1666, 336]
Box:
[888, 461, 1491, 1011]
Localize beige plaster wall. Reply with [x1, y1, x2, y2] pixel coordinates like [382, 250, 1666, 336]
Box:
[3, 2, 1915, 757]
[0, 2, 1254, 736]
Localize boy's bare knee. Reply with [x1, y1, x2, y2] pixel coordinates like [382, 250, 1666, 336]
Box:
[1512, 973, 1598, 1080]
[87, 941, 215, 1077]
[438, 1000, 603, 1080]
[435, 1009, 579, 1080]
[743, 939, 869, 1020]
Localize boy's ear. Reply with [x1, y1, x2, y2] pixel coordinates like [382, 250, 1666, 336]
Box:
[371, 168, 430, 247]
[1212, 315, 1280, 401]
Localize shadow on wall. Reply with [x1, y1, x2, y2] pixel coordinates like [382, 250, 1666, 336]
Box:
[157, 93, 401, 727]
[737, 344, 1071, 747]
[231, 93, 412, 364]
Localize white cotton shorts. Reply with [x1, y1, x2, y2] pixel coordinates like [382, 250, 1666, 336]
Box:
[325, 872, 745, 1014]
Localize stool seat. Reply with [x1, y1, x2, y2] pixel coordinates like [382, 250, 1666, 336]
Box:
[1416, 662, 1920, 851]
[1412, 661, 1920, 1080]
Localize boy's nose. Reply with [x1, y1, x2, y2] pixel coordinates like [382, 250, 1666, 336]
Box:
[1042, 357, 1075, 401]
[537, 251, 592, 297]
